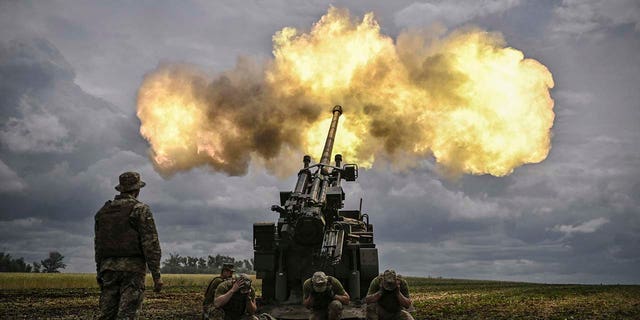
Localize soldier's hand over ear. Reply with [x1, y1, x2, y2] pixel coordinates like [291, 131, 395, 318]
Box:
[231, 279, 243, 292]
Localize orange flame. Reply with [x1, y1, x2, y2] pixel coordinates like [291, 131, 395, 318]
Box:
[137, 7, 554, 177]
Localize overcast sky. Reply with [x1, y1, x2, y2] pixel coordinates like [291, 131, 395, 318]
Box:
[1, 0, 639, 284]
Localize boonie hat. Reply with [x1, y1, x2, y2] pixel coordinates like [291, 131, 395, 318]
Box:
[115, 171, 146, 192]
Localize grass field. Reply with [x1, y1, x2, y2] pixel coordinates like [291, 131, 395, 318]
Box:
[1, 273, 639, 319]
[0, 273, 224, 290]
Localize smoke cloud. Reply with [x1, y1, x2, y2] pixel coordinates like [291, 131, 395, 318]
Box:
[137, 7, 554, 177]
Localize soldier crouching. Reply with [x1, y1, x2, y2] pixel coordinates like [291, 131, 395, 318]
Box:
[303, 271, 350, 320]
[203, 263, 236, 319]
[210, 274, 258, 320]
[365, 270, 414, 320]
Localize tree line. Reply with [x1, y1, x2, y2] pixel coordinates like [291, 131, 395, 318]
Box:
[161, 253, 254, 274]
[0, 252, 66, 273]
[2, 251, 253, 274]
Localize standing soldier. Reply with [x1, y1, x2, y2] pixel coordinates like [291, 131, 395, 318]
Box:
[212, 273, 258, 320]
[302, 271, 350, 320]
[94, 171, 162, 319]
[203, 263, 236, 319]
[364, 269, 413, 320]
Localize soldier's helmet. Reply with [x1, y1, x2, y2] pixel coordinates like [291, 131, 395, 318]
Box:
[382, 269, 398, 291]
[311, 271, 329, 292]
[115, 172, 146, 192]
[235, 273, 252, 294]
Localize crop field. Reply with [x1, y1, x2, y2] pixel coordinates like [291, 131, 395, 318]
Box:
[1, 274, 639, 319]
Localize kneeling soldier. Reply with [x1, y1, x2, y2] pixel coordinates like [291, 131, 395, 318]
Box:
[203, 263, 236, 319]
[303, 271, 350, 320]
[213, 274, 258, 320]
[365, 269, 413, 320]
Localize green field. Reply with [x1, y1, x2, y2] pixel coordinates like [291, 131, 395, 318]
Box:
[1, 273, 639, 319]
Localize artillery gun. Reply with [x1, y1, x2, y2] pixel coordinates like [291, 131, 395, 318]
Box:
[253, 105, 379, 319]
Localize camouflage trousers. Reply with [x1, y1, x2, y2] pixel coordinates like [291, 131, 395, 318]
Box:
[310, 300, 343, 320]
[202, 307, 258, 320]
[366, 304, 414, 320]
[98, 270, 145, 320]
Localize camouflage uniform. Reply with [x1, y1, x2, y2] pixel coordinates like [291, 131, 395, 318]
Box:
[303, 273, 347, 320]
[211, 277, 258, 320]
[94, 172, 161, 320]
[366, 271, 414, 320]
[203, 263, 235, 319]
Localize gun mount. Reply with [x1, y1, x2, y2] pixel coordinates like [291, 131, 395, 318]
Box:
[253, 106, 379, 319]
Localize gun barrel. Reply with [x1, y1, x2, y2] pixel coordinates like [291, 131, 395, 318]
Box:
[319, 105, 343, 165]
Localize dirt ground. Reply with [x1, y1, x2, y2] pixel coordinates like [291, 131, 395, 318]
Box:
[1, 278, 640, 319]
[0, 287, 202, 319]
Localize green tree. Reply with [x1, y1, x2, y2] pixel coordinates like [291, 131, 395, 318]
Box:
[0, 252, 34, 272]
[197, 257, 207, 271]
[161, 253, 182, 273]
[41, 251, 66, 273]
[243, 259, 253, 271]
[160, 254, 254, 274]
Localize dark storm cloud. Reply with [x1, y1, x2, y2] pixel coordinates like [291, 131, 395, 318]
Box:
[0, 37, 292, 269]
[0, 1, 333, 110]
[0, 1, 638, 283]
[0, 38, 147, 223]
[394, 0, 522, 29]
[551, 0, 640, 36]
[0, 159, 26, 193]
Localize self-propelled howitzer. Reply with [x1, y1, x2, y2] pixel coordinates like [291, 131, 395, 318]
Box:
[254, 105, 379, 319]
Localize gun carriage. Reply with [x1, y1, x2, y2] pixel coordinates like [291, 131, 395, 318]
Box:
[253, 105, 379, 319]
